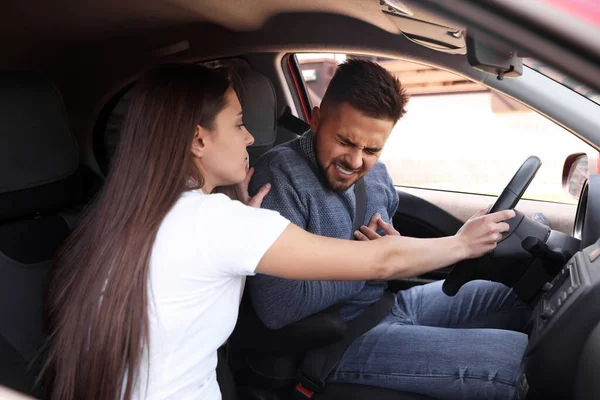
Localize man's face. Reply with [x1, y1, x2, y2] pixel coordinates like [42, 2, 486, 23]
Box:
[311, 102, 394, 192]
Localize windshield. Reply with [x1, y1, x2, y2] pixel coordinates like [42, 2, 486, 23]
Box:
[525, 58, 600, 106]
[541, 0, 600, 28]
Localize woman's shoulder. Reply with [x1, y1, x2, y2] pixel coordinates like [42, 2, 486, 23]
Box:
[173, 191, 270, 222]
[156, 192, 242, 245]
[157, 190, 288, 257]
[164, 192, 287, 237]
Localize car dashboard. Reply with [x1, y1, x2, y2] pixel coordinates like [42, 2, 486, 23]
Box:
[520, 228, 600, 399]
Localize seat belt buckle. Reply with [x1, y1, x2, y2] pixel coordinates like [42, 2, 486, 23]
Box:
[295, 374, 325, 398]
[294, 383, 315, 398]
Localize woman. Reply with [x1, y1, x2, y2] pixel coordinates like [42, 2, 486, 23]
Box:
[44, 64, 513, 400]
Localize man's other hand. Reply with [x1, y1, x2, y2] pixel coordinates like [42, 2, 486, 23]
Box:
[354, 212, 400, 240]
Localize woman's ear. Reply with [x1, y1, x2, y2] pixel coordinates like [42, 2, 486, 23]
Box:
[191, 125, 209, 158]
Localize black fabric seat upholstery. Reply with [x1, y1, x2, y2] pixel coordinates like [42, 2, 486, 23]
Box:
[239, 68, 310, 168]
[238, 67, 278, 168]
[0, 71, 82, 397]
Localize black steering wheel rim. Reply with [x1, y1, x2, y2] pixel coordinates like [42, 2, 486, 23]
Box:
[442, 156, 542, 296]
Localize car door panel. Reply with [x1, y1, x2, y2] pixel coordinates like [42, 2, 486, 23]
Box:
[394, 190, 462, 238]
[398, 187, 576, 234]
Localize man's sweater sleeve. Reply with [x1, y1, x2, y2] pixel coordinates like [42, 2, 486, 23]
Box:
[248, 155, 366, 330]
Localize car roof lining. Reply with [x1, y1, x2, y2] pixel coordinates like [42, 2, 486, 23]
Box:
[56, 12, 484, 108]
[1, 0, 396, 52]
[0, 0, 468, 67]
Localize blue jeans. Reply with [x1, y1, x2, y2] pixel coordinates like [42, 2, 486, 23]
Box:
[328, 280, 531, 400]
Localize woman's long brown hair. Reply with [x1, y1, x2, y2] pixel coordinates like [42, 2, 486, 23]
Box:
[44, 64, 233, 400]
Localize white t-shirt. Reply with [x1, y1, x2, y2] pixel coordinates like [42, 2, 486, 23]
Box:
[132, 190, 289, 400]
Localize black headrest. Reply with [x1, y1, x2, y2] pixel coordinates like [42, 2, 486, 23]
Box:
[238, 68, 277, 147]
[0, 71, 79, 220]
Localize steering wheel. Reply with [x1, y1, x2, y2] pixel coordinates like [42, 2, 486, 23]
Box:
[442, 156, 542, 296]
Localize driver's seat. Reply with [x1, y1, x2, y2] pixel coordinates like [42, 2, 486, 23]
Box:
[229, 66, 436, 400]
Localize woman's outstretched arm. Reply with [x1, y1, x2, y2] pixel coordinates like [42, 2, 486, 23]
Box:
[256, 209, 515, 281]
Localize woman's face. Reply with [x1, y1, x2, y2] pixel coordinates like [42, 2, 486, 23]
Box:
[194, 88, 254, 193]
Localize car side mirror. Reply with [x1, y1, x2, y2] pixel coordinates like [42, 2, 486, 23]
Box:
[563, 153, 590, 199]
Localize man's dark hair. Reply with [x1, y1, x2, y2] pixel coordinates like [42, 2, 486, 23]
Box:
[321, 59, 408, 122]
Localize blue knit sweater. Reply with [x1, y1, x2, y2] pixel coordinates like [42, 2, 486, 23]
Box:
[248, 132, 399, 329]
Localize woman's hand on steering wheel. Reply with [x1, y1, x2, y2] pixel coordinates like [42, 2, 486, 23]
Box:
[454, 208, 516, 259]
[443, 156, 541, 296]
[213, 167, 271, 208]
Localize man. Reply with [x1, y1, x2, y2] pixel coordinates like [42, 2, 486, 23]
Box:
[248, 59, 530, 399]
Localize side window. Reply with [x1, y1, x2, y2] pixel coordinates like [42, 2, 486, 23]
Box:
[295, 53, 597, 204]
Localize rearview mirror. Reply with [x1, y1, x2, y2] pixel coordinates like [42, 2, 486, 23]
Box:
[562, 153, 589, 199]
[466, 33, 523, 79]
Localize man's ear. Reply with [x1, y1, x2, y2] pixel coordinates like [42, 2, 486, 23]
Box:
[191, 125, 209, 158]
[310, 106, 321, 133]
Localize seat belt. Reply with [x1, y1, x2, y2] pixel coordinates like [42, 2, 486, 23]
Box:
[350, 177, 367, 240]
[293, 176, 393, 399]
[293, 292, 395, 399]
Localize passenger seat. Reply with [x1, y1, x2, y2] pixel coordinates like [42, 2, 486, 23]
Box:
[240, 69, 310, 168]
[230, 69, 436, 400]
[239, 67, 277, 168]
[0, 71, 82, 397]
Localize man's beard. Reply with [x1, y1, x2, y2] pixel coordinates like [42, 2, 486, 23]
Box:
[317, 158, 363, 192]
